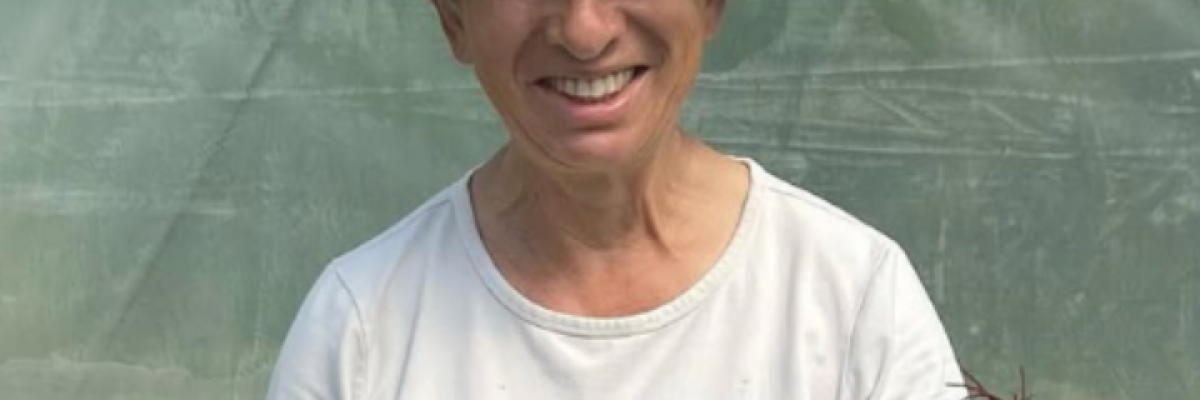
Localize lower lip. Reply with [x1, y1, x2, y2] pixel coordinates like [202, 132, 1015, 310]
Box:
[535, 71, 645, 127]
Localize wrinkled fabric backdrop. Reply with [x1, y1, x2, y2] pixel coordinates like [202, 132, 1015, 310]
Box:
[1, 0, 1198, 398]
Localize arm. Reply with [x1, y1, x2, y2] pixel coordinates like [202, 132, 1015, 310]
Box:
[266, 267, 366, 400]
[841, 243, 967, 400]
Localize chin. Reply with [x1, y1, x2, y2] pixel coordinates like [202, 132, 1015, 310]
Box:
[543, 131, 648, 172]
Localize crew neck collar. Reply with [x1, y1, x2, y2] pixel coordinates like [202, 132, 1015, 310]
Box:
[452, 158, 765, 337]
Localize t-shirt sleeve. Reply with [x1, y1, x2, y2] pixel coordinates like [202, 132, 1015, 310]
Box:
[841, 242, 968, 400]
[266, 266, 366, 400]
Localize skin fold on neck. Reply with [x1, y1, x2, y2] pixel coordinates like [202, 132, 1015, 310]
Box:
[469, 128, 750, 317]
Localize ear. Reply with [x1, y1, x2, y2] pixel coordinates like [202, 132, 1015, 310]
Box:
[432, 0, 473, 64]
[703, 0, 727, 40]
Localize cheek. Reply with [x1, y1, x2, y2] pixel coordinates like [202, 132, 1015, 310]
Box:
[464, 27, 528, 107]
[654, 32, 706, 108]
[464, 11, 543, 85]
[463, 2, 541, 55]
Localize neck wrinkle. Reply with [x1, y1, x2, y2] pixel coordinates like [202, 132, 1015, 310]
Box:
[479, 129, 705, 256]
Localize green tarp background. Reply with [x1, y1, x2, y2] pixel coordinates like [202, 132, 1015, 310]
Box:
[1, 0, 1198, 398]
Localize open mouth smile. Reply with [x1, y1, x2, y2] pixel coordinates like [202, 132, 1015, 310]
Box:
[536, 66, 649, 104]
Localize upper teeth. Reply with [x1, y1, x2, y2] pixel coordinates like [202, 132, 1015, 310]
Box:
[551, 69, 635, 99]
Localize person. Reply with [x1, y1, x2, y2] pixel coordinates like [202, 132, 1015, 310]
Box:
[266, 0, 968, 398]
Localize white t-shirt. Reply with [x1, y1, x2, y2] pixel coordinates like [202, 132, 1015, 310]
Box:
[267, 159, 967, 400]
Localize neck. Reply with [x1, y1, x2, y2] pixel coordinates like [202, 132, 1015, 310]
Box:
[472, 129, 739, 266]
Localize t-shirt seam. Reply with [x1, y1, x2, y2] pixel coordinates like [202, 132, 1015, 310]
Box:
[454, 201, 741, 339]
[321, 188, 456, 399]
[837, 242, 893, 399]
[332, 267, 370, 400]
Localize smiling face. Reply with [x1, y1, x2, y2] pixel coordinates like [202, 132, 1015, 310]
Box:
[433, 0, 725, 172]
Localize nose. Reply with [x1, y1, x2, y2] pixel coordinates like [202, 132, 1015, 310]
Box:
[546, 0, 622, 61]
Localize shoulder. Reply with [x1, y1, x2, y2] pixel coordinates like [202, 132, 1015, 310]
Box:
[267, 180, 471, 399]
[741, 160, 964, 398]
[322, 177, 469, 312]
[746, 159, 902, 267]
[739, 158, 916, 330]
